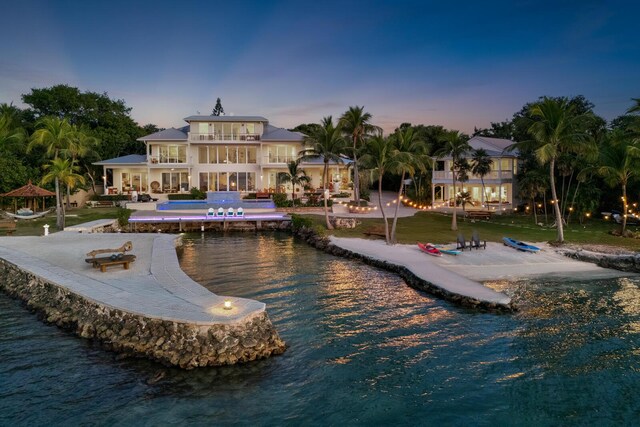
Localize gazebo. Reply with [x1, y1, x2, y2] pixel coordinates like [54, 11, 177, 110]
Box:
[1, 180, 56, 213]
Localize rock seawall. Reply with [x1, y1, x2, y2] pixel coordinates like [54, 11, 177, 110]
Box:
[0, 259, 286, 369]
[294, 227, 515, 312]
[558, 248, 640, 273]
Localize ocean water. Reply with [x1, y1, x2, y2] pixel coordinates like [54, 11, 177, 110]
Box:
[1, 232, 639, 426]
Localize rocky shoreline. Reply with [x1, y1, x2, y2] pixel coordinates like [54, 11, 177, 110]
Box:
[556, 247, 640, 273]
[0, 255, 286, 369]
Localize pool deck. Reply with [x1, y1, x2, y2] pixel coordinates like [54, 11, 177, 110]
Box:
[329, 238, 633, 307]
[0, 232, 264, 325]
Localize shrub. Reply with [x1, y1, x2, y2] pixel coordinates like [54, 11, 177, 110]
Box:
[291, 214, 314, 231]
[168, 194, 194, 200]
[116, 207, 132, 227]
[332, 192, 351, 198]
[243, 193, 257, 199]
[190, 187, 206, 200]
[359, 188, 371, 201]
[272, 193, 288, 207]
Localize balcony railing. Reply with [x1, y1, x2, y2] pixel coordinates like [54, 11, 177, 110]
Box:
[433, 171, 514, 180]
[149, 155, 188, 164]
[189, 133, 261, 142]
[263, 155, 297, 164]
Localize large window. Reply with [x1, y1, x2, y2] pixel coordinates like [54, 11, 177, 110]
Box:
[198, 172, 256, 191]
[161, 172, 188, 193]
[196, 145, 257, 164]
[158, 145, 187, 163]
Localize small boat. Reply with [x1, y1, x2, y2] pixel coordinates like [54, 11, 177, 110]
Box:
[502, 237, 540, 253]
[430, 244, 461, 256]
[417, 242, 442, 257]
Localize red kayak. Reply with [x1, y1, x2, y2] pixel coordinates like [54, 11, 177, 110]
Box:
[417, 242, 442, 257]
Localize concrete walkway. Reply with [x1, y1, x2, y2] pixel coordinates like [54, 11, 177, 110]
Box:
[0, 232, 264, 325]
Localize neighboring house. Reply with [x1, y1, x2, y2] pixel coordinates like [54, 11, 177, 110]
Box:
[431, 136, 519, 209]
[94, 115, 351, 197]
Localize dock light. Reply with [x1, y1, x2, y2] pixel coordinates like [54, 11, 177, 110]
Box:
[223, 300, 232, 310]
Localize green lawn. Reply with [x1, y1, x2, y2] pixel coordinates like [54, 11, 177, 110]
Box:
[312, 211, 640, 250]
[3, 207, 120, 236]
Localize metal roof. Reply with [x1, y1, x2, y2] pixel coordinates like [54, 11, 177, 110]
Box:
[93, 154, 147, 166]
[469, 136, 516, 153]
[261, 124, 304, 141]
[137, 127, 188, 141]
[183, 115, 268, 122]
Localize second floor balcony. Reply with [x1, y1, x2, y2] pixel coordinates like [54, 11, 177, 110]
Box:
[189, 133, 261, 142]
[263, 154, 298, 164]
[149, 155, 188, 165]
[433, 170, 514, 180]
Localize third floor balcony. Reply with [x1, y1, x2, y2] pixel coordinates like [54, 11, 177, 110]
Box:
[189, 133, 261, 142]
[433, 170, 514, 180]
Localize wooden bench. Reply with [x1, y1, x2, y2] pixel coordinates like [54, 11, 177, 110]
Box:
[0, 220, 16, 235]
[85, 255, 136, 272]
[466, 210, 493, 220]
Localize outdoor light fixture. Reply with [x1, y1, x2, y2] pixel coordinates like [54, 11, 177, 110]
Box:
[586, 213, 591, 217]
[223, 300, 232, 310]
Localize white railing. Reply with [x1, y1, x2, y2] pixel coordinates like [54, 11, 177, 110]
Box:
[263, 155, 298, 164]
[433, 171, 514, 180]
[189, 133, 261, 142]
[148, 155, 188, 164]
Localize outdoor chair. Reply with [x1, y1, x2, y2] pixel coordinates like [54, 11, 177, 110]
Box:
[456, 233, 468, 251]
[470, 230, 487, 250]
[217, 208, 224, 216]
[207, 208, 215, 216]
[227, 208, 235, 216]
[236, 207, 244, 217]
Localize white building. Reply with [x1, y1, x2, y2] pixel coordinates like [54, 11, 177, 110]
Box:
[431, 136, 519, 209]
[95, 115, 351, 198]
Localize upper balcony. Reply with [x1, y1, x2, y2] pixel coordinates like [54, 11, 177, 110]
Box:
[432, 170, 514, 181]
[189, 133, 261, 142]
[148, 155, 190, 166]
[262, 154, 298, 165]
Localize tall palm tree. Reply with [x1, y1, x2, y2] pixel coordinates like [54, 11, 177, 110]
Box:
[521, 97, 592, 242]
[360, 135, 394, 244]
[471, 148, 492, 207]
[339, 106, 380, 204]
[301, 116, 346, 229]
[62, 127, 98, 208]
[280, 160, 310, 212]
[388, 128, 430, 244]
[0, 113, 25, 152]
[435, 131, 471, 231]
[597, 130, 639, 234]
[517, 169, 547, 225]
[28, 117, 75, 229]
[41, 158, 85, 230]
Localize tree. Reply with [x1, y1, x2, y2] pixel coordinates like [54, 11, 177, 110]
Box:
[301, 116, 346, 229]
[388, 127, 430, 244]
[41, 158, 85, 230]
[212, 98, 224, 116]
[596, 130, 639, 234]
[518, 97, 593, 242]
[435, 131, 471, 231]
[470, 148, 492, 207]
[280, 160, 310, 212]
[0, 112, 26, 153]
[360, 135, 395, 244]
[339, 106, 380, 204]
[27, 117, 76, 229]
[517, 170, 547, 225]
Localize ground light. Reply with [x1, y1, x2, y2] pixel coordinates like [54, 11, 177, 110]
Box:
[223, 300, 232, 310]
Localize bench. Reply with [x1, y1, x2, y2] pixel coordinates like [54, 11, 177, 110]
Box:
[0, 220, 16, 235]
[85, 255, 136, 272]
[466, 210, 493, 220]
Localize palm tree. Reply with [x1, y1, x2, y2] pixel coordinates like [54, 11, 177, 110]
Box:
[597, 130, 639, 235]
[280, 160, 310, 212]
[471, 148, 492, 207]
[28, 117, 75, 229]
[0, 113, 25, 152]
[435, 131, 471, 231]
[61, 127, 98, 208]
[339, 106, 380, 204]
[360, 135, 394, 244]
[301, 116, 346, 229]
[41, 158, 85, 230]
[520, 97, 592, 242]
[517, 170, 547, 225]
[388, 128, 430, 244]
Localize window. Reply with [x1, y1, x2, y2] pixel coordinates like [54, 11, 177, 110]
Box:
[219, 172, 228, 191]
[198, 146, 208, 163]
[199, 172, 209, 191]
[247, 146, 257, 163]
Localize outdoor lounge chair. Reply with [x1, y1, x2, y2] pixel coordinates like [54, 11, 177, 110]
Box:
[207, 208, 215, 216]
[227, 207, 235, 216]
[217, 208, 225, 216]
[456, 233, 468, 251]
[236, 207, 244, 217]
[470, 230, 486, 250]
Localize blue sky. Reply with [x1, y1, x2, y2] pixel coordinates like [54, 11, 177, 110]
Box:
[1, 0, 638, 134]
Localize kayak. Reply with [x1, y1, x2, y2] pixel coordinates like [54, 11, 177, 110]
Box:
[417, 242, 442, 257]
[502, 237, 540, 253]
[430, 244, 461, 256]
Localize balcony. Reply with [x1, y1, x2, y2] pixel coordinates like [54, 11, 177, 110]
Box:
[148, 155, 189, 165]
[432, 171, 514, 180]
[263, 155, 298, 164]
[189, 133, 261, 142]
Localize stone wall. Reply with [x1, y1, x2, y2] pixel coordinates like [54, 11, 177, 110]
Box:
[557, 248, 640, 273]
[294, 226, 515, 312]
[127, 220, 291, 233]
[0, 259, 286, 369]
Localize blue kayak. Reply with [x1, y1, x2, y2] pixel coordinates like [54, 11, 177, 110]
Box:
[430, 244, 462, 255]
[503, 237, 540, 253]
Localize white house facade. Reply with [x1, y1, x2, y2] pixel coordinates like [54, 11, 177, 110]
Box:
[431, 136, 519, 210]
[95, 115, 351, 198]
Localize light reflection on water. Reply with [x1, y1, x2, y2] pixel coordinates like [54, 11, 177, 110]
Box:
[0, 232, 639, 425]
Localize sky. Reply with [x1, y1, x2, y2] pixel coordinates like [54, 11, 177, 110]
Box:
[1, 0, 639, 134]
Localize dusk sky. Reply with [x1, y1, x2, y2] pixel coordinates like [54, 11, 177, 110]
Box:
[1, 0, 638, 134]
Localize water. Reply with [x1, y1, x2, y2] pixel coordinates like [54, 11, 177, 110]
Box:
[1, 232, 639, 426]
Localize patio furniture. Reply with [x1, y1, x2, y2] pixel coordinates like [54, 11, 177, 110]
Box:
[470, 231, 486, 249]
[227, 208, 235, 216]
[85, 241, 136, 272]
[217, 208, 224, 216]
[207, 208, 215, 216]
[236, 207, 244, 217]
[456, 233, 468, 251]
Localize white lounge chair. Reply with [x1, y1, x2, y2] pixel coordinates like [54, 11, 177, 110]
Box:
[227, 208, 235, 217]
[207, 208, 215, 216]
[217, 208, 224, 217]
[236, 207, 244, 217]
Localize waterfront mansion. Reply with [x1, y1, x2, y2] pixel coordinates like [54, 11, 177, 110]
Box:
[431, 136, 519, 210]
[95, 115, 351, 198]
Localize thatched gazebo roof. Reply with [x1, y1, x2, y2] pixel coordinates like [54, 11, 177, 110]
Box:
[1, 180, 55, 198]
